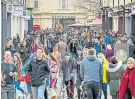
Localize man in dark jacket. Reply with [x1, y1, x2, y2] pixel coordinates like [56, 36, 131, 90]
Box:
[28, 47, 50, 99]
[80, 48, 102, 99]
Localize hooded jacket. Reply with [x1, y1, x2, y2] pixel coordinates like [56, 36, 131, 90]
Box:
[28, 57, 50, 87]
[80, 55, 102, 83]
[107, 61, 124, 96]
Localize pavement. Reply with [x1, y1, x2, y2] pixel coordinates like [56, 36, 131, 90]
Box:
[16, 74, 112, 99]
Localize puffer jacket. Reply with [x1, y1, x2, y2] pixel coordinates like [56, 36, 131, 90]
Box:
[28, 57, 50, 87]
[107, 61, 124, 96]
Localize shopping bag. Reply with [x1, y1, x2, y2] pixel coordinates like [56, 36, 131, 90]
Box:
[17, 74, 25, 81]
[25, 71, 31, 83]
[49, 88, 56, 98]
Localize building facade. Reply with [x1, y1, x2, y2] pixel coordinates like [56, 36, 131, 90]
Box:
[29, 0, 96, 28]
[1, 0, 33, 59]
[102, 0, 135, 36]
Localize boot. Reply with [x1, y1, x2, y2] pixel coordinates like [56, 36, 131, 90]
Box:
[51, 96, 57, 99]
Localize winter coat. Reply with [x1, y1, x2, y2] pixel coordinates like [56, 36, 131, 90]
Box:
[56, 42, 68, 59]
[80, 55, 102, 83]
[20, 46, 30, 63]
[107, 61, 124, 96]
[61, 58, 76, 84]
[33, 44, 38, 53]
[70, 43, 77, 54]
[49, 59, 59, 79]
[105, 49, 113, 62]
[28, 57, 50, 87]
[5, 45, 15, 56]
[95, 43, 101, 55]
[102, 60, 109, 83]
[105, 35, 111, 45]
[119, 67, 135, 99]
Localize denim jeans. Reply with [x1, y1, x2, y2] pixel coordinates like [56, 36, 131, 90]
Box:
[83, 81, 100, 99]
[31, 83, 46, 99]
[102, 83, 108, 99]
[15, 81, 24, 93]
[1, 84, 15, 99]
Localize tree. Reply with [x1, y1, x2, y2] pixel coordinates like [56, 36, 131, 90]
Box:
[73, 0, 103, 14]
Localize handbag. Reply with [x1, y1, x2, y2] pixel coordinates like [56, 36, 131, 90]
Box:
[25, 71, 31, 83]
[17, 74, 25, 81]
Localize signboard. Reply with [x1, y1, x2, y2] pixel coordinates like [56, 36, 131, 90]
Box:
[132, 5, 135, 14]
[114, 44, 129, 63]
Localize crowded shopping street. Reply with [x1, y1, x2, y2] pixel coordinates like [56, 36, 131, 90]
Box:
[1, 0, 135, 99]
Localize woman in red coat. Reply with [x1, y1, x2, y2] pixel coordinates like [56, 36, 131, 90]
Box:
[119, 57, 135, 99]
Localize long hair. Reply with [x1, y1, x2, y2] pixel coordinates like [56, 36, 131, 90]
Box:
[13, 53, 23, 74]
[48, 53, 59, 67]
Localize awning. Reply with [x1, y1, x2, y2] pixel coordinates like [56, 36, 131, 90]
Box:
[68, 23, 93, 27]
[88, 18, 102, 25]
[68, 23, 85, 27]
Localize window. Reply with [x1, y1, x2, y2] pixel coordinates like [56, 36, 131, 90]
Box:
[60, 0, 68, 9]
[34, 0, 38, 9]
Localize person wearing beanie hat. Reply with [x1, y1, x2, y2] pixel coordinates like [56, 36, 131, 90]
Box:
[61, 52, 76, 98]
[107, 56, 124, 99]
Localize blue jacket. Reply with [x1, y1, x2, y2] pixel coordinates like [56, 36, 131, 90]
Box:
[95, 43, 101, 55]
[80, 55, 102, 83]
[105, 35, 111, 45]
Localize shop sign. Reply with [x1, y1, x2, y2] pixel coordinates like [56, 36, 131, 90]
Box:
[132, 5, 135, 14]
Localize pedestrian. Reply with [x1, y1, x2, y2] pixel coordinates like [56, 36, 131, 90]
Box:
[48, 53, 59, 99]
[5, 38, 16, 56]
[28, 46, 50, 99]
[76, 48, 89, 99]
[105, 44, 113, 62]
[80, 48, 102, 99]
[107, 56, 124, 99]
[56, 38, 68, 59]
[1, 51, 17, 99]
[95, 39, 101, 55]
[69, 39, 77, 59]
[51, 46, 61, 65]
[20, 40, 30, 64]
[97, 53, 109, 99]
[119, 57, 135, 99]
[61, 52, 76, 98]
[13, 53, 28, 97]
[33, 40, 39, 53]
